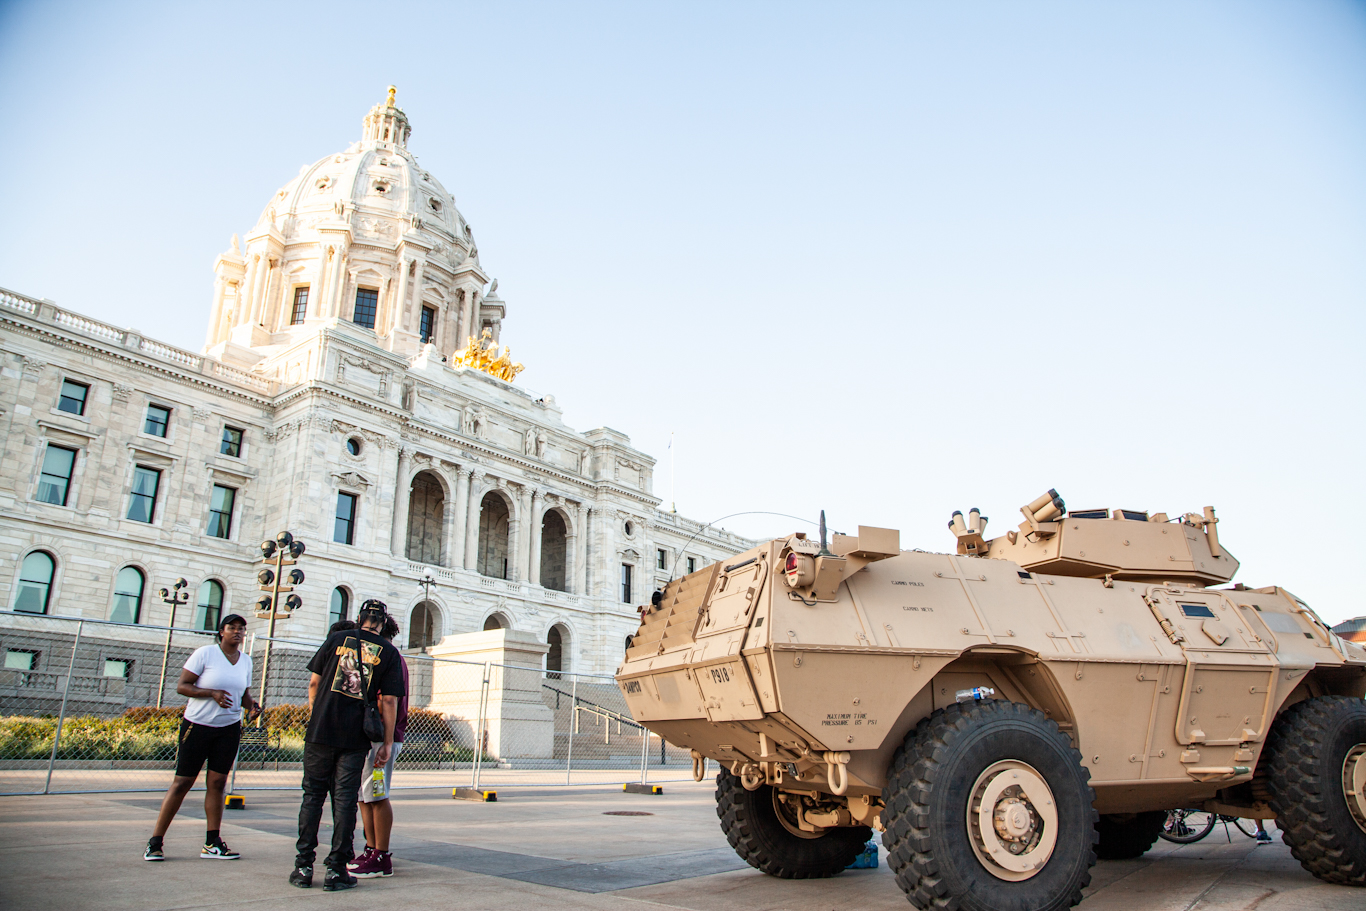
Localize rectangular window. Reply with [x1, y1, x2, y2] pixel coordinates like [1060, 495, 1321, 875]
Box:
[103, 659, 130, 678]
[621, 564, 633, 604]
[127, 466, 161, 523]
[36, 445, 77, 506]
[352, 288, 378, 329]
[687, 557, 697, 574]
[657, 548, 667, 570]
[290, 286, 309, 325]
[334, 492, 358, 544]
[207, 484, 236, 539]
[420, 306, 436, 344]
[144, 404, 171, 437]
[4, 650, 36, 671]
[58, 380, 89, 415]
[221, 425, 243, 457]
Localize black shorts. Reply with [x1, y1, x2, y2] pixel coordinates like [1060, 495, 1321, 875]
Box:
[175, 719, 241, 777]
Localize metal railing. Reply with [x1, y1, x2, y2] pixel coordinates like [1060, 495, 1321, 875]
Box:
[0, 614, 692, 795]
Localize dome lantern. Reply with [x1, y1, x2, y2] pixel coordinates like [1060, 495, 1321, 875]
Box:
[362, 85, 411, 148]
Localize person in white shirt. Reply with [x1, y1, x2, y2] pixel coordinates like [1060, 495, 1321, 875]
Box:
[144, 614, 261, 861]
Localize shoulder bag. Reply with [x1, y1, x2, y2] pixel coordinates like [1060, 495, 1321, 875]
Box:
[358, 641, 386, 743]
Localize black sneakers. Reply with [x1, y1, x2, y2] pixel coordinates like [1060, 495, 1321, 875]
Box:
[323, 866, 358, 891]
[200, 838, 240, 859]
[289, 865, 314, 888]
[143, 839, 164, 861]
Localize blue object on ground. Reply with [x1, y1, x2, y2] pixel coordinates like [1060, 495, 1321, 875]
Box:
[847, 841, 879, 869]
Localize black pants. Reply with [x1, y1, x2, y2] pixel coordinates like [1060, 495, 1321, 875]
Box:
[295, 742, 367, 871]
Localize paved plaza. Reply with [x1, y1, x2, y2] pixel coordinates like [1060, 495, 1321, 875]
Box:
[0, 781, 1360, 911]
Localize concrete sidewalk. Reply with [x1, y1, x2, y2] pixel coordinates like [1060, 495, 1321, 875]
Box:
[0, 782, 1360, 911]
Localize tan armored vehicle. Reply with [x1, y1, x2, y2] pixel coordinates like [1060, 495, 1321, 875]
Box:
[616, 492, 1366, 911]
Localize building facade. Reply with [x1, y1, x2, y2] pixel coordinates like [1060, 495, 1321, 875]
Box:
[0, 89, 750, 676]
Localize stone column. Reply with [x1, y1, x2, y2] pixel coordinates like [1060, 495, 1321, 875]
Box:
[250, 255, 270, 325]
[206, 278, 227, 347]
[464, 471, 483, 571]
[390, 448, 412, 558]
[238, 254, 260, 328]
[452, 467, 471, 569]
[394, 258, 411, 333]
[565, 505, 579, 595]
[528, 489, 543, 587]
[506, 484, 523, 583]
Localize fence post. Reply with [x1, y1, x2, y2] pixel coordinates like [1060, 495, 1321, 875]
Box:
[638, 725, 650, 785]
[229, 635, 256, 795]
[471, 661, 491, 790]
[44, 620, 83, 795]
[564, 674, 578, 785]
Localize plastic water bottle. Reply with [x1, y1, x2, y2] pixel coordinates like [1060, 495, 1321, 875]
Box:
[846, 840, 879, 869]
[370, 768, 386, 800]
[955, 686, 996, 703]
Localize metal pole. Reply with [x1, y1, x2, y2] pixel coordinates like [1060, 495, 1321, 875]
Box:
[257, 547, 285, 715]
[564, 675, 578, 785]
[472, 661, 490, 790]
[230, 634, 256, 795]
[638, 724, 650, 785]
[155, 582, 187, 709]
[45, 620, 83, 795]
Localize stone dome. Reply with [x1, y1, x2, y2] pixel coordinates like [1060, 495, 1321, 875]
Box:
[206, 87, 500, 363]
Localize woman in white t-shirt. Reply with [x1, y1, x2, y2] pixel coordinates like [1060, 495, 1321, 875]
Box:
[144, 613, 261, 861]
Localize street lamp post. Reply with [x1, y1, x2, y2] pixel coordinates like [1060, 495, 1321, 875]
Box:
[418, 568, 436, 648]
[255, 531, 306, 718]
[155, 578, 190, 709]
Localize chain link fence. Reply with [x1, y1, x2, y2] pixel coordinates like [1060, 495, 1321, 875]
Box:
[0, 613, 691, 796]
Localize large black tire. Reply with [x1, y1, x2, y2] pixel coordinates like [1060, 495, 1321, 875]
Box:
[715, 769, 870, 878]
[1260, 695, 1366, 886]
[1095, 811, 1165, 859]
[882, 700, 1098, 911]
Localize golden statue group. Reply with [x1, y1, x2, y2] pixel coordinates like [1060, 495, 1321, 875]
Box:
[452, 329, 524, 382]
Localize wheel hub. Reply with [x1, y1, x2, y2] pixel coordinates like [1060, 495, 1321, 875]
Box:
[1344, 743, 1366, 834]
[967, 760, 1059, 881]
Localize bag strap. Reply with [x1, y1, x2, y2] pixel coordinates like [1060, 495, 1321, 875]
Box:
[357, 637, 377, 706]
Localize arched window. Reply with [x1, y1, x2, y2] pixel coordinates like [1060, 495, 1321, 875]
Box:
[194, 580, 224, 631]
[625, 635, 633, 653]
[405, 471, 445, 564]
[546, 626, 564, 679]
[14, 551, 55, 614]
[110, 567, 145, 624]
[329, 587, 350, 627]
[477, 493, 510, 578]
[483, 614, 505, 631]
[409, 601, 439, 649]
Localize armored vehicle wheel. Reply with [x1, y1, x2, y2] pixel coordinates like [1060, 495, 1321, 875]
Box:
[1260, 695, 1366, 886]
[715, 769, 871, 878]
[882, 700, 1098, 911]
[1095, 811, 1165, 859]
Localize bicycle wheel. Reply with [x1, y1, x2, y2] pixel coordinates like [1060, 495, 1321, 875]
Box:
[1160, 809, 1217, 843]
[1231, 817, 1260, 838]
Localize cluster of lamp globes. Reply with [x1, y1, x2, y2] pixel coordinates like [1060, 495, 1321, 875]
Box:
[256, 531, 306, 620]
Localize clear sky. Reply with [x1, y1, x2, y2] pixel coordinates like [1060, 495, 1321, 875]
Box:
[2, 1, 1363, 623]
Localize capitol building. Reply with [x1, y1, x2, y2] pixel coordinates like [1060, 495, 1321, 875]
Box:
[0, 89, 750, 676]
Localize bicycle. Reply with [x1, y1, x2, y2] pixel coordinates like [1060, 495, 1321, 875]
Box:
[1159, 809, 1261, 844]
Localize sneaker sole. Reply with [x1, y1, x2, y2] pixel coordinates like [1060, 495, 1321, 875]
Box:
[323, 882, 357, 891]
[200, 853, 241, 859]
[143, 855, 164, 862]
[354, 871, 393, 878]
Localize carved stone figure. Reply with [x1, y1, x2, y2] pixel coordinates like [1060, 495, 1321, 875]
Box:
[535, 432, 547, 459]
[524, 428, 536, 456]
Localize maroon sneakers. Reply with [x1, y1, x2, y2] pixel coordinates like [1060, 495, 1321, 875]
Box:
[346, 847, 374, 872]
[350, 850, 393, 878]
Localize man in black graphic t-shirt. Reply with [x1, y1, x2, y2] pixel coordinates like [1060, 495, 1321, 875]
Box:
[291, 600, 404, 891]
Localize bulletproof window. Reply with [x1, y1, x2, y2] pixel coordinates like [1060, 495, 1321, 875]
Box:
[127, 466, 161, 523]
[1118, 510, 1149, 522]
[290, 286, 309, 325]
[36, 444, 77, 506]
[353, 288, 378, 329]
[144, 404, 171, 437]
[1067, 509, 1108, 520]
[1178, 603, 1216, 619]
[58, 380, 89, 415]
[221, 426, 243, 457]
